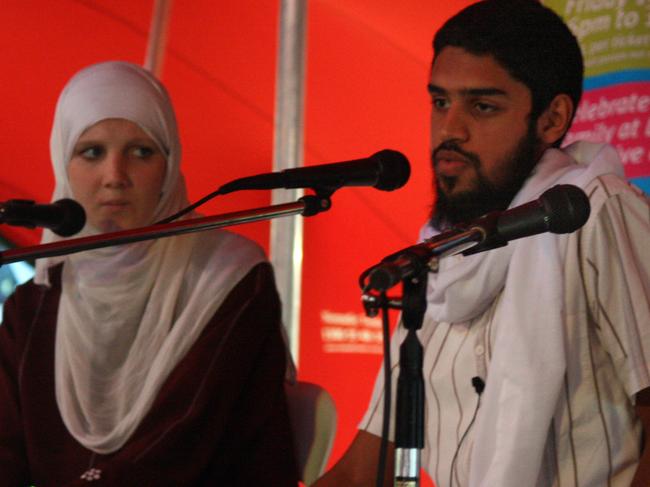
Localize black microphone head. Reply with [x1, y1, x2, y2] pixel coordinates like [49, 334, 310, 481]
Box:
[539, 184, 591, 234]
[52, 199, 86, 236]
[370, 150, 411, 191]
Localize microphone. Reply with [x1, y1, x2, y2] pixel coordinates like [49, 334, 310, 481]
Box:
[217, 149, 411, 194]
[364, 184, 590, 291]
[462, 183, 591, 255]
[0, 198, 86, 237]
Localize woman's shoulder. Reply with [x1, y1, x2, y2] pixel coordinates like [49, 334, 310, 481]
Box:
[1, 264, 61, 348]
[8, 263, 61, 306]
[194, 229, 267, 265]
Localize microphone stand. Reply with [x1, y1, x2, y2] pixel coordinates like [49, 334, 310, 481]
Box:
[361, 228, 486, 487]
[394, 267, 427, 487]
[0, 194, 331, 265]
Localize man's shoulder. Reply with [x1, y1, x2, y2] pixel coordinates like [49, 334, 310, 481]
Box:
[584, 173, 647, 213]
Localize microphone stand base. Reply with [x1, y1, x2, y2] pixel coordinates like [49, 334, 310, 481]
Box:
[395, 447, 420, 486]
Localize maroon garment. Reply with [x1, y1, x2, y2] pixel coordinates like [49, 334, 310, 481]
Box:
[0, 262, 298, 486]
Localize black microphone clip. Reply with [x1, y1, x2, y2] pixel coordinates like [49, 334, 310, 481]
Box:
[457, 211, 506, 256]
[471, 376, 486, 395]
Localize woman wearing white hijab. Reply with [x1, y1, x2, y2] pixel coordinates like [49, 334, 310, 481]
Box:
[0, 61, 298, 485]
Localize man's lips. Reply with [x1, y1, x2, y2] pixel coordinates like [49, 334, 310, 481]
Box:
[434, 150, 472, 177]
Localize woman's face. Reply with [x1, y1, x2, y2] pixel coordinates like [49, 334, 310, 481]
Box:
[67, 118, 167, 232]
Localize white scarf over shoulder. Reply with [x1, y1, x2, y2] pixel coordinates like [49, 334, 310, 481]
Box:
[35, 61, 265, 454]
[419, 142, 624, 486]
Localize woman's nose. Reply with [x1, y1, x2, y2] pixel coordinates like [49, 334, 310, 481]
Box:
[102, 154, 131, 188]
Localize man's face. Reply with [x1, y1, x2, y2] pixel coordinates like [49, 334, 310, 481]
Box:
[428, 46, 542, 228]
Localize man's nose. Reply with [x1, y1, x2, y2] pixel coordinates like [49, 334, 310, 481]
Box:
[438, 106, 470, 143]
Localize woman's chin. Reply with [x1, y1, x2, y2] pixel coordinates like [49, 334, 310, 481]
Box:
[93, 219, 127, 233]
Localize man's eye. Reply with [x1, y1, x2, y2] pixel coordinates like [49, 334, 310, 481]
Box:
[474, 102, 498, 113]
[432, 98, 449, 110]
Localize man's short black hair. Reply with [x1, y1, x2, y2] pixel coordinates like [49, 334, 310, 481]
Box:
[433, 0, 583, 143]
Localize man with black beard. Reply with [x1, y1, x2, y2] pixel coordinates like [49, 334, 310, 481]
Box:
[314, 1, 650, 486]
[430, 125, 539, 230]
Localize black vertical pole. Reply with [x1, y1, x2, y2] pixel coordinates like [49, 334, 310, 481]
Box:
[394, 268, 428, 486]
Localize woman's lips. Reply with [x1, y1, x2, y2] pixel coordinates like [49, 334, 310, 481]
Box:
[99, 200, 129, 210]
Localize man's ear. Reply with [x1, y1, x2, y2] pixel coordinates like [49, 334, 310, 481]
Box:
[536, 94, 574, 146]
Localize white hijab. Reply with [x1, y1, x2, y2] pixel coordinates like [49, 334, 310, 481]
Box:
[419, 141, 624, 486]
[35, 61, 265, 454]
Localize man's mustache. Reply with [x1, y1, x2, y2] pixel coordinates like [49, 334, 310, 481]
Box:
[431, 141, 481, 169]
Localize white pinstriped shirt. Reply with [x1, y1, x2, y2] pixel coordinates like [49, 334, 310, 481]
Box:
[362, 174, 650, 487]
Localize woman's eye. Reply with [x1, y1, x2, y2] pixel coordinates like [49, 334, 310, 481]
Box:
[79, 146, 104, 159]
[133, 146, 155, 158]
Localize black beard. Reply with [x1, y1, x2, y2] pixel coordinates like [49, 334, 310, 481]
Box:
[429, 122, 540, 231]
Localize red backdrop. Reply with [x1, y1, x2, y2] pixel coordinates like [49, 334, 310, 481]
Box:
[0, 2, 475, 484]
[298, 3, 474, 478]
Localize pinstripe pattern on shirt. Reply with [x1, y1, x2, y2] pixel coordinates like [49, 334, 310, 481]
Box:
[362, 174, 650, 487]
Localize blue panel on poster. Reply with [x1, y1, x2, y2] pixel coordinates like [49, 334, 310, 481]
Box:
[584, 69, 650, 91]
[0, 240, 35, 322]
[630, 177, 650, 196]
